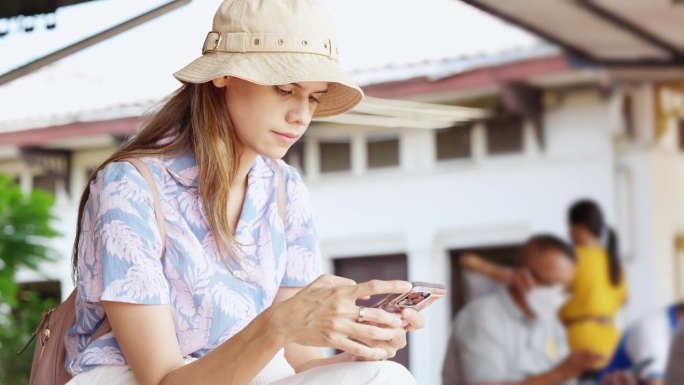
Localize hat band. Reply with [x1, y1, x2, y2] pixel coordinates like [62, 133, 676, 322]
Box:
[202, 32, 339, 61]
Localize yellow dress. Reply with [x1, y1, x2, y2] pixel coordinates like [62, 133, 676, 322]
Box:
[559, 246, 627, 363]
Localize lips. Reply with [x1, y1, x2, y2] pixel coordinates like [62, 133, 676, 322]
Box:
[273, 131, 298, 139]
[271, 130, 301, 145]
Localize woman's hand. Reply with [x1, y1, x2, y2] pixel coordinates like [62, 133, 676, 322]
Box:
[269, 274, 412, 361]
[401, 308, 425, 331]
[351, 307, 426, 361]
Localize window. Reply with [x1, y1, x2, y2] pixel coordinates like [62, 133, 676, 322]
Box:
[32, 174, 58, 195]
[19, 281, 62, 302]
[367, 136, 399, 169]
[436, 124, 472, 160]
[622, 95, 636, 140]
[319, 139, 351, 173]
[283, 141, 306, 173]
[485, 116, 524, 155]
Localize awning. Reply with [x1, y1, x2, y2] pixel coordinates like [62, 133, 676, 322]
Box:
[0, 97, 488, 158]
[461, 0, 684, 66]
[319, 96, 489, 130]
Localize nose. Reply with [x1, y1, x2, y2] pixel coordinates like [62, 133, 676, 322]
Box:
[285, 99, 313, 127]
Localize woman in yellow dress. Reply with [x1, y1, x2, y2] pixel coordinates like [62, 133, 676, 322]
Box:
[460, 199, 627, 366]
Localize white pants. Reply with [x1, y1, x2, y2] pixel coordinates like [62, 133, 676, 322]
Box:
[66, 349, 417, 385]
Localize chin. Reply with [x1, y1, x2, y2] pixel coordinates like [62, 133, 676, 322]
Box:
[259, 147, 289, 160]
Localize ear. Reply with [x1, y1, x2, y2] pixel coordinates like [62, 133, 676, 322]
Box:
[212, 76, 229, 88]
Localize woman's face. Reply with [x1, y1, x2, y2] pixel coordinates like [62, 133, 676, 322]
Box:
[214, 77, 329, 160]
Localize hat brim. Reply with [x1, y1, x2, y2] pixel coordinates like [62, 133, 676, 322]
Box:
[173, 52, 363, 118]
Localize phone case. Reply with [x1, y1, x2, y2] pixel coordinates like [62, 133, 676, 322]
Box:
[372, 281, 446, 313]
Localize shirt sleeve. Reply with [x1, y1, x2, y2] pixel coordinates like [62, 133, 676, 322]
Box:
[77, 161, 170, 305]
[453, 304, 509, 383]
[279, 162, 322, 287]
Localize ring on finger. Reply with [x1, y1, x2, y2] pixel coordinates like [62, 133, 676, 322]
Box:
[357, 306, 366, 323]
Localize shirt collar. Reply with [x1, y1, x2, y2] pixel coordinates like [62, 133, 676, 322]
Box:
[498, 287, 529, 323]
[163, 151, 276, 188]
[163, 150, 200, 187]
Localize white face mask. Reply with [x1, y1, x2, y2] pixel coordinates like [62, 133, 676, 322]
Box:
[525, 285, 569, 322]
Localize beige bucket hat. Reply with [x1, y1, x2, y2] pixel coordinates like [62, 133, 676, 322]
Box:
[174, 0, 364, 118]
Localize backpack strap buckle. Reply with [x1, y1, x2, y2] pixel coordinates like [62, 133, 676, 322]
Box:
[17, 308, 54, 356]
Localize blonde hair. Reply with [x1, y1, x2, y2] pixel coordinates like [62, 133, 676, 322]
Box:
[71, 83, 241, 278]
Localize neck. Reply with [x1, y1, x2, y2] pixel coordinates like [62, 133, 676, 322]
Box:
[232, 150, 258, 191]
[509, 285, 535, 320]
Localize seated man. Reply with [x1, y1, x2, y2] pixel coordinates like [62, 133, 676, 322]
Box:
[602, 302, 684, 385]
[442, 234, 602, 385]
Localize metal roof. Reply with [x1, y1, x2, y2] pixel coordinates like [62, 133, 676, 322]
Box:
[461, 0, 684, 66]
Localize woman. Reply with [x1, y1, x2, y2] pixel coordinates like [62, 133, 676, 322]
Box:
[64, 1, 423, 384]
[461, 199, 627, 364]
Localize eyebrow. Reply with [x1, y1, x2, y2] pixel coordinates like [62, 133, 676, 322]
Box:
[291, 82, 329, 94]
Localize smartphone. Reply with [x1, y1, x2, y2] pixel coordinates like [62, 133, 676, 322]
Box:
[628, 357, 653, 374]
[372, 281, 446, 313]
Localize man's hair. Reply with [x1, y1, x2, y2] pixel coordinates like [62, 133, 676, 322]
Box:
[516, 234, 576, 266]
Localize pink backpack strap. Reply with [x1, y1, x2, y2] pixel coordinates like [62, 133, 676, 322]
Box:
[270, 159, 286, 227]
[90, 158, 168, 341]
[125, 157, 168, 249]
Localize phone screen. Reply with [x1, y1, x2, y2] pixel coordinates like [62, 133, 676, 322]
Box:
[628, 357, 653, 374]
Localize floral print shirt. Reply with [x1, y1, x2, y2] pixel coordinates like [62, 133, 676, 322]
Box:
[65, 152, 321, 375]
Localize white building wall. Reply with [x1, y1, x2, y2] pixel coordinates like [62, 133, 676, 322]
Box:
[648, 133, 684, 308]
[615, 83, 684, 324]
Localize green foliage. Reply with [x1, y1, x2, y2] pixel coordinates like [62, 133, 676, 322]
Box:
[0, 174, 61, 384]
[0, 291, 58, 384]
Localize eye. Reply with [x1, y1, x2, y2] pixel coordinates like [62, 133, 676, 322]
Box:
[309, 95, 321, 104]
[275, 86, 292, 96]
